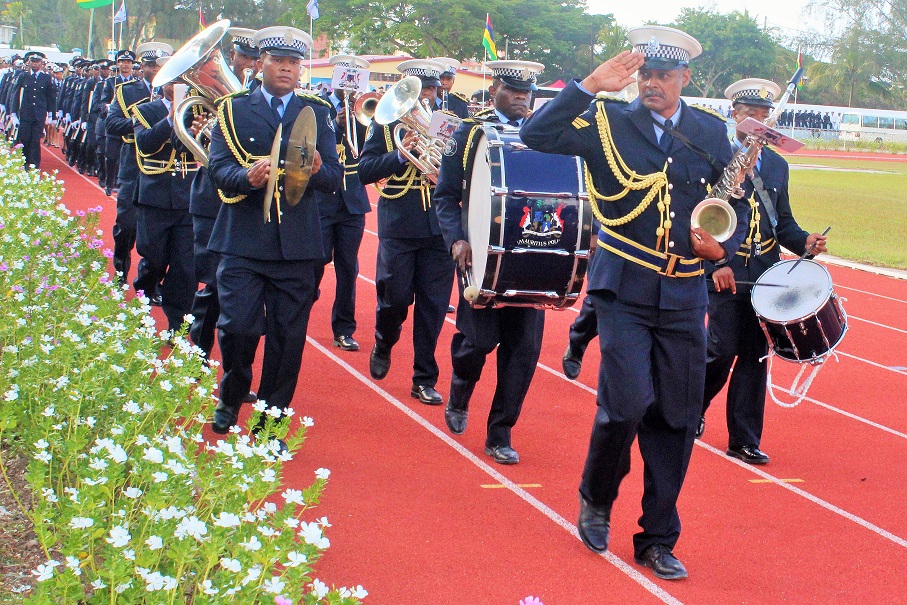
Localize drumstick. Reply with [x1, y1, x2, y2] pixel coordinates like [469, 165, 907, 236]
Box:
[709, 279, 789, 288]
[787, 226, 831, 274]
[459, 269, 480, 302]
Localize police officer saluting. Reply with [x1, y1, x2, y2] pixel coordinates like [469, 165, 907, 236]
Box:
[434, 60, 546, 465]
[10, 51, 56, 168]
[700, 78, 829, 463]
[206, 26, 342, 439]
[358, 59, 456, 405]
[522, 26, 746, 579]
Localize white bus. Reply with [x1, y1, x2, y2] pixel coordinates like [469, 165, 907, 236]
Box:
[838, 107, 907, 143]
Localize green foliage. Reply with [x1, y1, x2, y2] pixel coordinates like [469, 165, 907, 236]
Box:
[671, 8, 779, 99]
[0, 141, 364, 604]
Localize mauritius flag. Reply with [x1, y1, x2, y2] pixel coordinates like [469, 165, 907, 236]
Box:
[483, 13, 497, 60]
[77, 0, 113, 8]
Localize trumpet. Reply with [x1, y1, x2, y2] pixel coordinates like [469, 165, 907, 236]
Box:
[373, 75, 444, 184]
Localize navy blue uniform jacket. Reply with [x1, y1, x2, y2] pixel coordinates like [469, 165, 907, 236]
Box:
[522, 81, 745, 310]
[11, 70, 56, 121]
[206, 88, 342, 261]
[133, 99, 193, 210]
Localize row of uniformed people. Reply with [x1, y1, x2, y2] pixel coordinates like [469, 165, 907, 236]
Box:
[0, 51, 57, 168]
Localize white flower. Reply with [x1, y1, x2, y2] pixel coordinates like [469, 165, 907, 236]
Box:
[285, 551, 307, 567]
[284, 517, 300, 529]
[302, 416, 314, 427]
[41, 488, 58, 503]
[311, 579, 329, 598]
[201, 579, 219, 595]
[260, 468, 276, 482]
[299, 521, 330, 549]
[241, 565, 262, 586]
[35, 450, 52, 463]
[143, 447, 164, 464]
[266, 405, 282, 418]
[239, 535, 262, 551]
[33, 439, 49, 449]
[315, 467, 330, 480]
[3, 388, 18, 401]
[258, 526, 278, 538]
[159, 380, 173, 392]
[123, 549, 135, 561]
[65, 556, 81, 576]
[282, 489, 304, 505]
[106, 525, 131, 548]
[152, 471, 168, 483]
[123, 487, 143, 499]
[89, 458, 109, 471]
[318, 516, 332, 528]
[115, 581, 133, 593]
[146, 535, 163, 550]
[252, 400, 267, 413]
[213, 512, 241, 528]
[219, 557, 241, 573]
[144, 571, 166, 592]
[183, 313, 195, 323]
[174, 516, 208, 542]
[69, 516, 94, 529]
[262, 576, 286, 594]
[31, 560, 60, 582]
[283, 406, 295, 417]
[123, 400, 141, 413]
[352, 585, 368, 598]
[107, 444, 128, 463]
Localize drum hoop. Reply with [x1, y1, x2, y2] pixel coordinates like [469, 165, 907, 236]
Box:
[751, 259, 835, 324]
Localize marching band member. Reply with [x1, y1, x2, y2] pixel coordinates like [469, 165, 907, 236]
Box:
[100, 49, 138, 195]
[358, 59, 455, 405]
[131, 56, 196, 334]
[700, 78, 829, 463]
[9, 51, 56, 169]
[106, 42, 172, 289]
[313, 54, 372, 352]
[434, 60, 546, 465]
[206, 26, 341, 440]
[522, 26, 745, 579]
[431, 57, 470, 119]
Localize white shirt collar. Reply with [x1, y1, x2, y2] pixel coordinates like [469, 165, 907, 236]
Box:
[495, 109, 522, 126]
[261, 86, 295, 112]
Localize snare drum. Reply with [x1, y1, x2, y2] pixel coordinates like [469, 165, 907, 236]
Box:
[462, 124, 592, 308]
[751, 259, 848, 363]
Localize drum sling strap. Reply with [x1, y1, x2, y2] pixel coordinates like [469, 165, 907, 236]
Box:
[749, 167, 778, 235]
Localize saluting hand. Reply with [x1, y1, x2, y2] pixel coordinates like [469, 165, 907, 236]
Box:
[247, 158, 270, 188]
[581, 51, 645, 95]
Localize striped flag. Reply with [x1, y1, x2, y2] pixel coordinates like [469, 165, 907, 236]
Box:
[797, 47, 803, 89]
[483, 13, 497, 61]
[198, 6, 206, 30]
[76, 0, 113, 9]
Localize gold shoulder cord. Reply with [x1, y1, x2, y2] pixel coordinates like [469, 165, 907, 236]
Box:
[374, 124, 419, 200]
[585, 102, 670, 229]
[131, 106, 176, 175]
[463, 124, 482, 170]
[215, 97, 266, 204]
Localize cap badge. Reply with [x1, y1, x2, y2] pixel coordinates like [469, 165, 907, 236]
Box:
[647, 37, 661, 54]
[758, 86, 768, 99]
[284, 31, 295, 46]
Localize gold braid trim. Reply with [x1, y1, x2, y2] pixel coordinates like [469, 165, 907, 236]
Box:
[586, 102, 669, 231]
[131, 105, 176, 175]
[213, 96, 266, 204]
[373, 124, 421, 200]
[463, 124, 482, 170]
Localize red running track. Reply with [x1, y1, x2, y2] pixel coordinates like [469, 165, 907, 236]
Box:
[41, 145, 907, 605]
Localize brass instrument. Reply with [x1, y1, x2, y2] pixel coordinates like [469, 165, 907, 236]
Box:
[691, 68, 805, 242]
[353, 91, 381, 126]
[343, 90, 359, 158]
[153, 20, 243, 168]
[373, 75, 444, 184]
[241, 68, 253, 88]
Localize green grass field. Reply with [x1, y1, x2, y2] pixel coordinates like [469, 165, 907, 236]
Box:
[784, 156, 907, 269]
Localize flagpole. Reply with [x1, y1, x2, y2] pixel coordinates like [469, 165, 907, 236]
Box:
[88, 8, 95, 58]
[482, 13, 488, 105]
[111, 1, 115, 57]
[309, 15, 314, 88]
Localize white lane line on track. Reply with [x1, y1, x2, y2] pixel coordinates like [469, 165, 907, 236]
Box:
[849, 315, 907, 336]
[836, 351, 907, 376]
[306, 336, 686, 605]
[838, 285, 907, 305]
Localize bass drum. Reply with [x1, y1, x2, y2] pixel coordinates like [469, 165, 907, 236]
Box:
[462, 124, 592, 309]
[751, 259, 848, 363]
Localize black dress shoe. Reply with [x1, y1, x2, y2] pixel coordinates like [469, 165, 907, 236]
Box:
[149, 294, 163, 307]
[577, 494, 611, 553]
[211, 403, 239, 434]
[447, 304, 456, 313]
[411, 384, 443, 405]
[105, 187, 112, 196]
[695, 415, 705, 439]
[727, 445, 769, 465]
[635, 544, 688, 580]
[369, 344, 391, 380]
[562, 344, 583, 380]
[243, 391, 258, 404]
[445, 405, 468, 434]
[333, 335, 359, 351]
[484, 444, 519, 465]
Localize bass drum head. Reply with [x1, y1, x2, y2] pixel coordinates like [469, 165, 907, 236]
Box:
[466, 131, 491, 292]
[752, 259, 833, 323]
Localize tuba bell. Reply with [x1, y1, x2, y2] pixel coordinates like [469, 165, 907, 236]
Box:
[153, 19, 244, 168]
[373, 76, 445, 183]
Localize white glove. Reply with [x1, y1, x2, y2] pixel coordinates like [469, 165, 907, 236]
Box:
[55, 110, 62, 119]
[10, 114, 19, 127]
[45, 115, 53, 125]
[80, 122, 87, 131]
[64, 113, 71, 123]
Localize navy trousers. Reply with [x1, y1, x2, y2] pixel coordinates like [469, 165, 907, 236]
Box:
[188, 215, 220, 358]
[314, 205, 365, 338]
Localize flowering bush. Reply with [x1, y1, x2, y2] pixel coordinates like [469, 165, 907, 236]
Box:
[0, 142, 365, 603]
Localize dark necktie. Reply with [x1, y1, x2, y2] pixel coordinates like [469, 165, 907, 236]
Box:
[660, 118, 673, 151]
[507, 119, 520, 127]
[270, 96, 283, 120]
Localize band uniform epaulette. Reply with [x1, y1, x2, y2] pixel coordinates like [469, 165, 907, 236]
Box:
[214, 89, 250, 104]
[594, 92, 628, 104]
[473, 107, 495, 120]
[462, 117, 482, 125]
[295, 91, 331, 108]
[689, 104, 727, 122]
[572, 117, 590, 129]
[452, 91, 468, 103]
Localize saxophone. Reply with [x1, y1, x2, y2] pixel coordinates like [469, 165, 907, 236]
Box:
[691, 68, 804, 242]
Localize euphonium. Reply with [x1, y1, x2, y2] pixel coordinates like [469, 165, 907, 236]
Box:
[691, 67, 805, 242]
[373, 76, 444, 184]
[153, 20, 243, 168]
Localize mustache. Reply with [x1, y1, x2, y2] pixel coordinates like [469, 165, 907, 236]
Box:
[643, 90, 665, 100]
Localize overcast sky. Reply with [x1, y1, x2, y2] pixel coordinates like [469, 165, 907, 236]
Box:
[585, 0, 819, 38]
